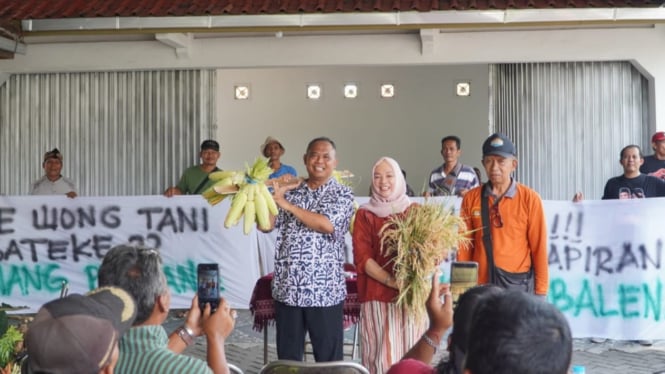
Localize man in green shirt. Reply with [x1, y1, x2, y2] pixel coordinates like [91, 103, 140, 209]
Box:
[164, 139, 221, 196]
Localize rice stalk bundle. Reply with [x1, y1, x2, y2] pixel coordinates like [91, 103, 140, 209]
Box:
[379, 200, 470, 323]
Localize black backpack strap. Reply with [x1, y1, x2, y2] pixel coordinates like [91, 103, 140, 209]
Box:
[192, 167, 220, 194]
[480, 186, 496, 284]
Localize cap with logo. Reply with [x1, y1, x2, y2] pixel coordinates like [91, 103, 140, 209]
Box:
[200, 139, 220, 152]
[26, 286, 137, 374]
[652, 131, 665, 143]
[482, 133, 516, 158]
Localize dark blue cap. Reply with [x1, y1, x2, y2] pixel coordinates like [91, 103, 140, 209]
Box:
[482, 133, 516, 158]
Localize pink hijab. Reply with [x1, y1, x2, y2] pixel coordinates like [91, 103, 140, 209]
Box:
[360, 157, 412, 218]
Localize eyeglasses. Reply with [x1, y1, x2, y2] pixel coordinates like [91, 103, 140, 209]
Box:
[490, 204, 503, 228]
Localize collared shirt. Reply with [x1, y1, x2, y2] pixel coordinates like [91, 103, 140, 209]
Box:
[428, 163, 479, 197]
[30, 175, 77, 195]
[458, 179, 549, 295]
[115, 325, 212, 374]
[272, 178, 355, 307]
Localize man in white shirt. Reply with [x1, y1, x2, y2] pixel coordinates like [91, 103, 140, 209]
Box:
[30, 148, 77, 197]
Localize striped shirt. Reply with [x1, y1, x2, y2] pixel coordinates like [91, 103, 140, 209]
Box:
[428, 163, 479, 197]
[115, 325, 212, 374]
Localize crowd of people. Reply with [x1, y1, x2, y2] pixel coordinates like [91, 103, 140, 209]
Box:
[21, 130, 665, 373]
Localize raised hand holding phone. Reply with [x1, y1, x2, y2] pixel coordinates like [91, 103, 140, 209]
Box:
[197, 263, 220, 312]
[450, 261, 479, 306]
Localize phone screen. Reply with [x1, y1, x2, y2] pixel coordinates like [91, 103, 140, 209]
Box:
[197, 263, 220, 311]
[450, 261, 479, 306]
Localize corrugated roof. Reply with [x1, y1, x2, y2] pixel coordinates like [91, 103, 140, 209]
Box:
[0, 0, 661, 20]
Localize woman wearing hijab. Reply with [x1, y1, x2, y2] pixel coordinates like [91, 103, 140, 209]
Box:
[352, 157, 424, 374]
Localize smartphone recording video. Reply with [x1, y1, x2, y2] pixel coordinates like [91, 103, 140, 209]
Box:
[450, 261, 479, 306]
[197, 263, 220, 312]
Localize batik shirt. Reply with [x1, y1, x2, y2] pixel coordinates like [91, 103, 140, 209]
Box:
[272, 177, 355, 307]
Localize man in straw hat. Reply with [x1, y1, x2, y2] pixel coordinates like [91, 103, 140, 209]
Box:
[260, 136, 298, 181]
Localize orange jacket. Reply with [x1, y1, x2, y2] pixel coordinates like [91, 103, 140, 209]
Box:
[457, 183, 549, 295]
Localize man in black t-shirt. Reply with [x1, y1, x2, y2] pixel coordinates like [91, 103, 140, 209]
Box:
[602, 144, 665, 199]
[640, 131, 665, 180]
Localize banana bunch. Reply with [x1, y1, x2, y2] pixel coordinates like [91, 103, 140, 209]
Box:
[224, 181, 279, 234]
[202, 157, 279, 234]
[201, 170, 246, 206]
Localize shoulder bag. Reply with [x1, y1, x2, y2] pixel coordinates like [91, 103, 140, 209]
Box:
[480, 190, 534, 293]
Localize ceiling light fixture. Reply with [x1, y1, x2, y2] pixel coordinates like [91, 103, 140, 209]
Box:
[307, 84, 321, 100]
[344, 83, 358, 99]
[380, 83, 395, 98]
[234, 85, 250, 100]
[456, 81, 471, 97]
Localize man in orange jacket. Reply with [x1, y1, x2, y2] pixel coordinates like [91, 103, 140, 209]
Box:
[458, 133, 548, 297]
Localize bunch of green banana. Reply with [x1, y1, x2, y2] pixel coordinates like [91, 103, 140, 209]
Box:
[224, 181, 279, 234]
[201, 170, 245, 206]
[205, 157, 279, 234]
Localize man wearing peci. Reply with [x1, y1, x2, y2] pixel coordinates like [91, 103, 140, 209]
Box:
[30, 148, 77, 197]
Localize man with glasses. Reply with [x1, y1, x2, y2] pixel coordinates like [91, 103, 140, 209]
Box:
[457, 133, 548, 297]
[164, 139, 222, 196]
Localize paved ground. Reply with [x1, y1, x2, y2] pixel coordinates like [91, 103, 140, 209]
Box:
[164, 309, 665, 374]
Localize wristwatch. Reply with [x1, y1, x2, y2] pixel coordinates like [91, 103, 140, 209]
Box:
[177, 325, 195, 346]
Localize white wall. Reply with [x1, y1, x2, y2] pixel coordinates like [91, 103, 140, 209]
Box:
[216, 65, 489, 195]
[2, 24, 664, 194]
[1, 25, 663, 133]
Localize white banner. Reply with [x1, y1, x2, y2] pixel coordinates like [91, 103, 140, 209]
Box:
[0, 195, 260, 311]
[2, 195, 665, 339]
[544, 197, 665, 340]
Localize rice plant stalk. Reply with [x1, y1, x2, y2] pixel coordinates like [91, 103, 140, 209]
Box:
[379, 200, 470, 324]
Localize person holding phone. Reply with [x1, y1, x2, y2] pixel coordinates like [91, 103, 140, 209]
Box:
[352, 156, 423, 374]
[97, 244, 237, 374]
[387, 281, 503, 374]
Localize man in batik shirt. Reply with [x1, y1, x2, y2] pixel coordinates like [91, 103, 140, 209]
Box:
[263, 136, 355, 362]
